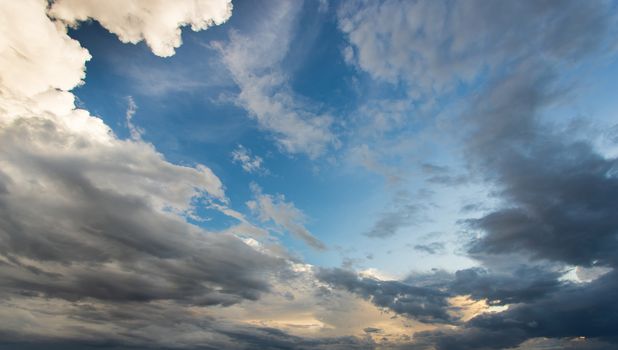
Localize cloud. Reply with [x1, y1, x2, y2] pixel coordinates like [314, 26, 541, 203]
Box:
[3, 0, 618, 349]
[317, 268, 453, 324]
[413, 242, 445, 255]
[231, 144, 266, 174]
[338, 0, 611, 97]
[365, 190, 423, 239]
[0, 295, 377, 350]
[0, 1, 353, 348]
[49, 0, 233, 57]
[0, 0, 293, 310]
[247, 183, 326, 250]
[0, 0, 90, 101]
[214, 0, 337, 158]
[414, 269, 618, 350]
[456, 58, 618, 269]
[124, 96, 143, 140]
[335, 0, 618, 349]
[449, 266, 563, 306]
[318, 264, 567, 326]
[421, 163, 468, 187]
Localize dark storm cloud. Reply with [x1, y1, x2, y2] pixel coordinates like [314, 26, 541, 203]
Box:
[0, 300, 376, 350]
[414, 269, 618, 350]
[431, 0, 618, 271]
[0, 116, 286, 306]
[318, 265, 566, 325]
[429, 2, 618, 347]
[316, 268, 453, 323]
[462, 62, 618, 268]
[216, 327, 374, 350]
[421, 1, 618, 348]
[450, 266, 562, 305]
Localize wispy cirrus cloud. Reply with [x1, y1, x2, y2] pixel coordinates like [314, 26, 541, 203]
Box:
[214, 0, 337, 158]
[247, 183, 326, 250]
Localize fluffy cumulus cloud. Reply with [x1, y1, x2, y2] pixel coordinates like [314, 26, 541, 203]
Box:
[49, 0, 233, 57]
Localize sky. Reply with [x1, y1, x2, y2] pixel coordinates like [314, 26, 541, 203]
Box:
[1, 0, 618, 349]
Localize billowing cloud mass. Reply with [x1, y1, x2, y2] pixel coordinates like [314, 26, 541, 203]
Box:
[2, 0, 618, 349]
[49, 0, 233, 57]
[0, 0, 269, 304]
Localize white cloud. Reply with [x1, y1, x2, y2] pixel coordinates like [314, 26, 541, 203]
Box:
[214, 0, 336, 158]
[0, 0, 234, 207]
[247, 183, 326, 250]
[0, 0, 90, 101]
[125, 96, 144, 141]
[49, 0, 233, 57]
[231, 144, 266, 174]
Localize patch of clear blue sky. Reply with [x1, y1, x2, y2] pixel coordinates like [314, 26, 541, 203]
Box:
[68, 0, 506, 273]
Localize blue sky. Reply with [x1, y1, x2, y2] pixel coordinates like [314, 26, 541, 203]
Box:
[68, 0, 487, 275]
[2, 0, 618, 349]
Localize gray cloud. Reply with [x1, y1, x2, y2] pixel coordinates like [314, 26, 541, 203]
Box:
[338, 0, 618, 348]
[316, 268, 453, 324]
[415, 269, 618, 350]
[0, 114, 286, 306]
[0, 2, 325, 348]
[421, 164, 468, 187]
[247, 183, 326, 250]
[364, 190, 425, 239]
[3, 0, 618, 349]
[460, 60, 618, 269]
[0, 297, 376, 350]
[412, 242, 445, 255]
[339, 0, 612, 97]
[364, 209, 417, 239]
[450, 266, 563, 306]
